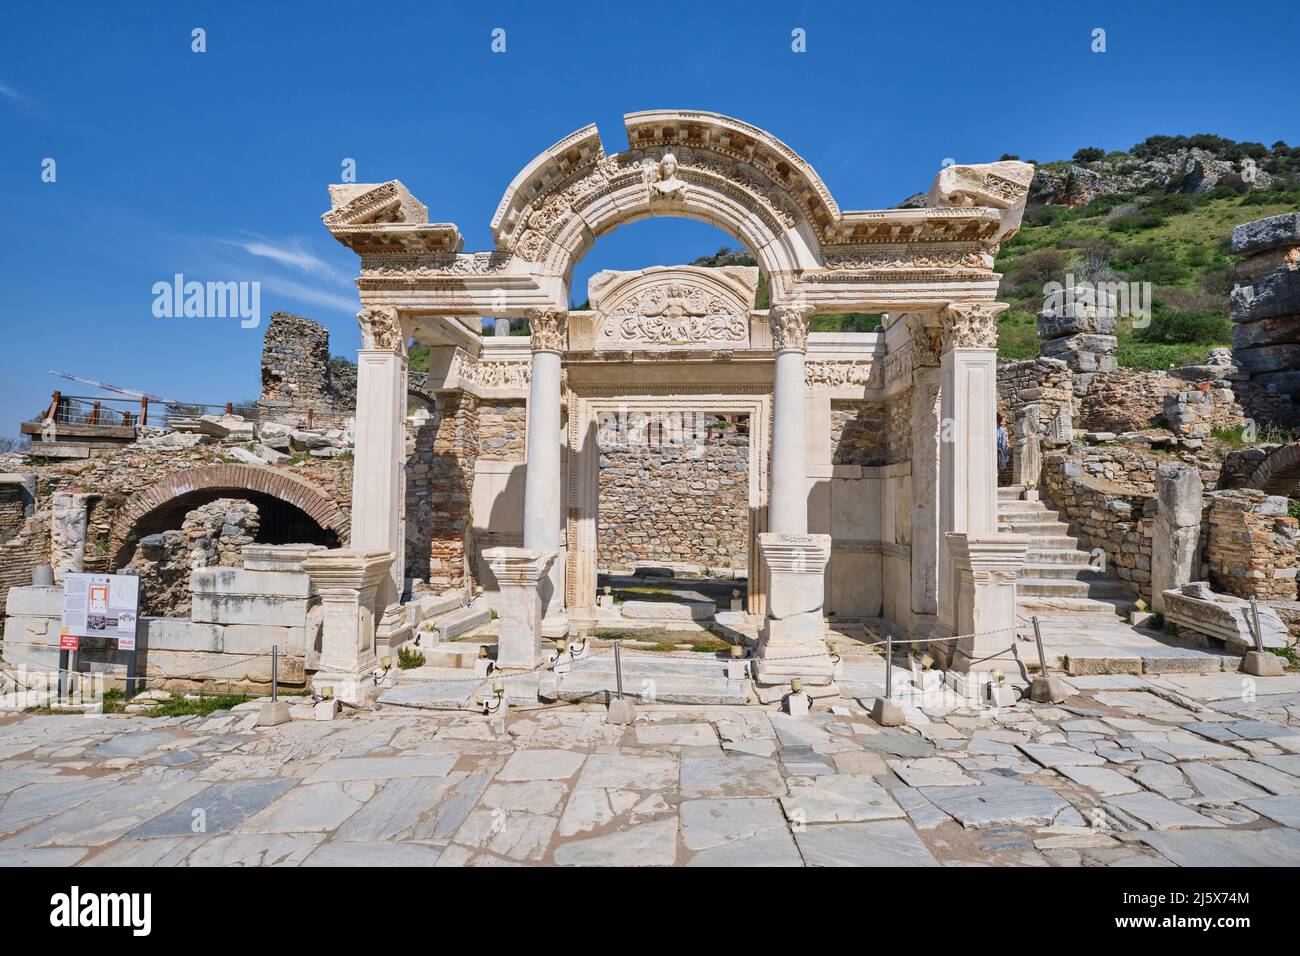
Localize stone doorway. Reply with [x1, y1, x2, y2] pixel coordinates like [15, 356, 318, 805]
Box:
[566, 389, 770, 619]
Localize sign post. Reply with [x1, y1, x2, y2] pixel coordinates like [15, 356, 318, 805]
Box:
[61, 572, 141, 702]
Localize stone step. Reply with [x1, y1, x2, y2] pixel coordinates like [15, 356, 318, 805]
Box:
[997, 485, 1026, 499]
[1025, 548, 1094, 565]
[996, 502, 1052, 516]
[425, 601, 492, 641]
[1020, 562, 1112, 580]
[1017, 595, 1137, 618]
[1016, 578, 1136, 599]
[421, 640, 495, 669]
[1020, 534, 1081, 550]
[998, 518, 1072, 535]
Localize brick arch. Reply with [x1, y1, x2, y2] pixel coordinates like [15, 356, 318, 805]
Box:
[1247, 443, 1300, 497]
[108, 464, 349, 565]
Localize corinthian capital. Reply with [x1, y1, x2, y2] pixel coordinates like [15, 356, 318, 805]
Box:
[358, 307, 406, 354]
[525, 308, 567, 353]
[769, 304, 811, 354]
[939, 302, 1007, 351]
[905, 314, 945, 367]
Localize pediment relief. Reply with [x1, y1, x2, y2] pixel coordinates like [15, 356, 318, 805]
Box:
[588, 265, 758, 349]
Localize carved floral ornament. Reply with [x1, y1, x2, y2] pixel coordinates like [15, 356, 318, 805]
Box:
[357, 308, 405, 354]
[768, 305, 810, 354]
[602, 281, 747, 346]
[526, 308, 567, 352]
[939, 302, 1006, 350]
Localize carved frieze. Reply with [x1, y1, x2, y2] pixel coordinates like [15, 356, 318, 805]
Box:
[805, 361, 880, 390]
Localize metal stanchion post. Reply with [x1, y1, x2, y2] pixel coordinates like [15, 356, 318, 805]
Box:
[884, 631, 893, 700]
[607, 639, 635, 725]
[256, 644, 291, 726]
[1028, 614, 1067, 703]
[271, 644, 279, 703]
[1242, 596, 1284, 676]
[871, 631, 905, 727]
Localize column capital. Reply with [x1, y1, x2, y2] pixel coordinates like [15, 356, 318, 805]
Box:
[525, 308, 567, 353]
[939, 302, 1007, 351]
[769, 304, 811, 354]
[905, 314, 945, 368]
[357, 307, 406, 355]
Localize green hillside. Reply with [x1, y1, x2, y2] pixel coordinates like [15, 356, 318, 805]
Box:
[996, 184, 1300, 368]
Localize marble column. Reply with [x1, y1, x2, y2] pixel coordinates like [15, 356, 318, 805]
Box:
[768, 305, 810, 535]
[754, 306, 833, 684]
[301, 548, 394, 705]
[351, 308, 408, 610]
[907, 317, 943, 631]
[1151, 463, 1202, 613]
[522, 308, 568, 637]
[936, 303, 1004, 641]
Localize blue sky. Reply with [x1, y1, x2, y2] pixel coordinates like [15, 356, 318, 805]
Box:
[2, 0, 1297, 437]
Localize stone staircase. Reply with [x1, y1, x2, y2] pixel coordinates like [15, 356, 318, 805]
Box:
[997, 485, 1137, 621]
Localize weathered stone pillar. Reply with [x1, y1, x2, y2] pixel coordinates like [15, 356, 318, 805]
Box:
[907, 317, 943, 629]
[1152, 463, 1203, 613]
[936, 303, 1006, 638]
[768, 305, 811, 535]
[301, 548, 394, 705]
[50, 492, 89, 582]
[946, 533, 1029, 673]
[1013, 405, 1043, 490]
[523, 308, 567, 636]
[754, 306, 832, 684]
[483, 547, 553, 668]
[351, 308, 408, 609]
[754, 532, 834, 684]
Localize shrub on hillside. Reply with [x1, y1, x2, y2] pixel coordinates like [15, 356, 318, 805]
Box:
[1137, 309, 1230, 344]
[1073, 147, 1106, 163]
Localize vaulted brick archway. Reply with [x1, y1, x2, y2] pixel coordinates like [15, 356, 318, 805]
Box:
[1248, 442, 1300, 497]
[108, 464, 349, 566]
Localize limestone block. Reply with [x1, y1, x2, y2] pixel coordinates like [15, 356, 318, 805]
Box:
[1036, 306, 1117, 340]
[242, 544, 327, 572]
[1233, 265, 1300, 323]
[1162, 584, 1288, 650]
[4, 586, 64, 618]
[1231, 212, 1300, 256]
[3, 643, 59, 671]
[2, 614, 60, 646]
[1232, 314, 1300, 349]
[1156, 463, 1203, 528]
[1233, 343, 1300, 375]
[620, 600, 714, 621]
[190, 592, 311, 627]
[220, 624, 302, 656]
[141, 618, 223, 653]
[190, 567, 312, 599]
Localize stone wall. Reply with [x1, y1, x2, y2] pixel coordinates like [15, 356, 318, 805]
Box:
[1078, 369, 1179, 433]
[125, 498, 261, 617]
[4, 546, 321, 692]
[830, 400, 886, 466]
[0, 483, 26, 543]
[598, 414, 749, 573]
[412, 393, 478, 591]
[258, 312, 356, 422]
[1206, 489, 1298, 601]
[0, 514, 49, 619]
[477, 400, 527, 462]
[1231, 213, 1300, 406]
[1042, 450, 1155, 600]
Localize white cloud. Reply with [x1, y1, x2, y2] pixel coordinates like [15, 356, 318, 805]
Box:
[219, 235, 348, 284]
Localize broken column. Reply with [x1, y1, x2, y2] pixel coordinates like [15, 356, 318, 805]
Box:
[49, 492, 89, 583]
[300, 549, 393, 705]
[1231, 212, 1300, 402]
[482, 547, 553, 669]
[1151, 463, 1203, 613]
[754, 533, 834, 685]
[1037, 284, 1117, 396]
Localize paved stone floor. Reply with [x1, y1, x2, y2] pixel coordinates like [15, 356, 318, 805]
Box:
[2, 669, 1300, 866]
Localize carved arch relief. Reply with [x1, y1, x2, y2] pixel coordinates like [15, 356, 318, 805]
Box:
[587, 265, 759, 349]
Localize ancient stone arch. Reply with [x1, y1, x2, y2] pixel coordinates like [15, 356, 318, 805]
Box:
[1247, 442, 1300, 496]
[319, 109, 1038, 695]
[108, 464, 349, 565]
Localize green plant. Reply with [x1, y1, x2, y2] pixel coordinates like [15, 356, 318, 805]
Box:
[1289, 499, 1300, 521]
[397, 646, 426, 669]
[1137, 309, 1230, 344]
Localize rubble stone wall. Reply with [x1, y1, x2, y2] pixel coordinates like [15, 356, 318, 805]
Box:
[476, 400, 527, 462]
[1206, 489, 1299, 601]
[258, 312, 356, 423]
[1078, 369, 1181, 433]
[830, 400, 886, 466]
[598, 415, 749, 573]
[412, 394, 478, 591]
[0, 485, 25, 543]
[1042, 450, 1155, 601]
